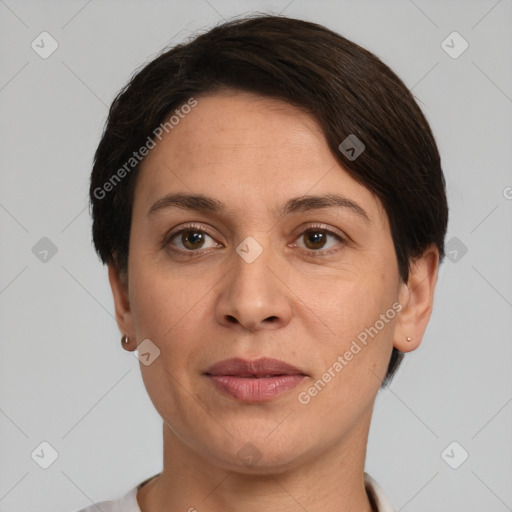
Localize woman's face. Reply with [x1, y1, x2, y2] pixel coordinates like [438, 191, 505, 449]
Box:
[111, 90, 425, 472]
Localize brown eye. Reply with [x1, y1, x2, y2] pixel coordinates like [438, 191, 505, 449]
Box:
[164, 226, 219, 253]
[303, 230, 328, 250]
[292, 226, 345, 256]
[180, 230, 206, 250]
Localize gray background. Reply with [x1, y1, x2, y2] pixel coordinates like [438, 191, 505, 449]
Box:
[1, 0, 511, 510]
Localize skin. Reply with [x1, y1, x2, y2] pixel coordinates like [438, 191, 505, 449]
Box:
[108, 90, 439, 512]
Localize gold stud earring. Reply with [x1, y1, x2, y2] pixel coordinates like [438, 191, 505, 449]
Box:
[121, 334, 130, 346]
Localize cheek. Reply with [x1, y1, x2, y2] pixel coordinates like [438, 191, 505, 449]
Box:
[129, 273, 182, 360]
[304, 263, 397, 394]
[317, 265, 396, 337]
[128, 269, 207, 414]
[129, 262, 215, 377]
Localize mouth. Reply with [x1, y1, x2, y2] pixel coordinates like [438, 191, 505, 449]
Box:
[204, 357, 307, 402]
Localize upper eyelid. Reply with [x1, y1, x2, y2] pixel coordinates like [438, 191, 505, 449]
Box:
[163, 223, 217, 247]
[295, 224, 346, 239]
[165, 223, 216, 241]
[164, 222, 346, 249]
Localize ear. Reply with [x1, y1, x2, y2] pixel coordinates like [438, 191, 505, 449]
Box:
[108, 263, 136, 350]
[394, 244, 440, 353]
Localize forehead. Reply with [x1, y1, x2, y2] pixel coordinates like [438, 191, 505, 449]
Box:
[134, 91, 387, 226]
[153, 91, 330, 168]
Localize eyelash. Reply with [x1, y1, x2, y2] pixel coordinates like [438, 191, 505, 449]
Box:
[162, 222, 347, 258]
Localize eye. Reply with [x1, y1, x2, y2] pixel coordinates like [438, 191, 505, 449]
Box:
[162, 223, 346, 257]
[292, 225, 346, 255]
[163, 224, 220, 253]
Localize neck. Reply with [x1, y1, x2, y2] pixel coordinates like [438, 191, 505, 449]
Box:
[137, 412, 375, 512]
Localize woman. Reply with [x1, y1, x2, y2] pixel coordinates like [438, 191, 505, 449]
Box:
[79, 13, 448, 512]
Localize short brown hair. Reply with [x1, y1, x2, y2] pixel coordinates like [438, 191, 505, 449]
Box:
[90, 14, 448, 384]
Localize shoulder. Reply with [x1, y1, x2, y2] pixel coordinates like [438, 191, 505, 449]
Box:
[72, 485, 140, 512]
[72, 473, 392, 512]
[364, 473, 396, 512]
[72, 473, 159, 512]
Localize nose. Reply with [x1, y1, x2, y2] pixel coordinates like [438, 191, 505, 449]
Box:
[214, 238, 293, 333]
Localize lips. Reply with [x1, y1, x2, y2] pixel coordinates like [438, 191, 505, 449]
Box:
[205, 358, 306, 401]
[206, 357, 304, 377]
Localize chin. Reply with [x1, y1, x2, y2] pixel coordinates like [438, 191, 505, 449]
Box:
[220, 447, 307, 476]
[202, 423, 317, 475]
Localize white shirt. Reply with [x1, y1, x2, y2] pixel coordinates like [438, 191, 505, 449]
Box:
[74, 472, 395, 512]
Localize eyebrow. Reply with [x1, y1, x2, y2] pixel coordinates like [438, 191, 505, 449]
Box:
[147, 192, 370, 222]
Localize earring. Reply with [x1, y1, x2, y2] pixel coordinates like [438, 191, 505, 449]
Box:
[406, 336, 412, 342]
[121, 334, 130, 346]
